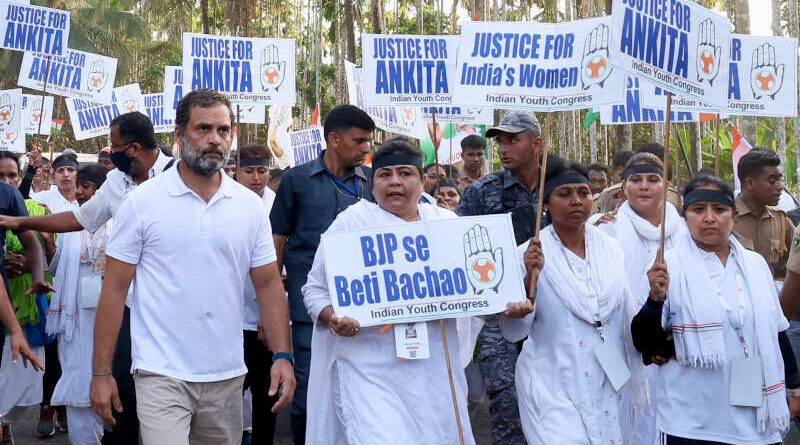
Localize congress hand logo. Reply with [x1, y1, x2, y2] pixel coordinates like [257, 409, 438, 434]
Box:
[696, 19, 722, 86]
[87, 60, 108, 92]
[28, 98, 42, 127]
[260, 45, 286, 92]
[750, 43, 784, 100]
[464, 224, 504, 295]
[580, 23, 612, 90]
[0, 94, 15, 133]
[120, 90, 138, 113]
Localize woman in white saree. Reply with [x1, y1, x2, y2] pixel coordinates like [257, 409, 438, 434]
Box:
[301, 138, 476, 445]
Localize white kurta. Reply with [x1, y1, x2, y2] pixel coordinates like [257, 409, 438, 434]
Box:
[0, 342, 44, 415]
[502, 225, 631, 445]
[302, 200, 476, 445]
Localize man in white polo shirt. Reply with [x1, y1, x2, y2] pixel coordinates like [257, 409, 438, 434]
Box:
[89, 89, 295, 445]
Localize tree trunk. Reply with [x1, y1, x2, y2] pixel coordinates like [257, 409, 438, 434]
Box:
[343, 0, 357, 61]
[614, 125, 632, 152]
[690, 121, 701, 173]
[201, 0, 210, 33]
[372, 0, 385, 33]
[450, 0, 459, 33]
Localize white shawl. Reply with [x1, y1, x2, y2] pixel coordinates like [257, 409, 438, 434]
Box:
[668, 231, 789, 434]
[539, 224, 625, 326]
[614, 201, 684, 305]
[45, 231, 81, 340]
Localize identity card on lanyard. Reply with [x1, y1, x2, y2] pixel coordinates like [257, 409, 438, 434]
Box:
[562, 244, 630, 391]
[394, 322, 430, 360]
[723, 274, 763, 408]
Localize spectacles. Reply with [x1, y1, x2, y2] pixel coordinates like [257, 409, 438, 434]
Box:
[109, 141, 134, 153]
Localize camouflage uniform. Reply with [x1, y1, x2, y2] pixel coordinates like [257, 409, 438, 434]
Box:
[458, 168, 539, 445]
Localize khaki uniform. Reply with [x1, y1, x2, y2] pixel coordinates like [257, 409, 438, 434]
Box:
[457, 167, 482, 194]
[786, 224, 800, 277]
[733, 195, 794, 280]
[592, 182, 683, 214]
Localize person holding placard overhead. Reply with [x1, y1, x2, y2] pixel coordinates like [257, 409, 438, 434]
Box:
[592, 152, 686, 445]
[502, 159, 636, 445]
[301, 138, 476, 445]
[632, 175, 800, 445]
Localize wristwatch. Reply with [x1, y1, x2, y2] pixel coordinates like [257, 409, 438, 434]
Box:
[272, 352, 295, 366]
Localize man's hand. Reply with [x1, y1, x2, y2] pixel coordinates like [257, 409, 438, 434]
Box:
[0, 215, 23, 231]
[790, 395, 800, 419]
[90, 375, 122, 424]
[5, 251, 24, 278]
[593, 207, 619, 226]
[26, 278, 55, 296]
[268, 359, 296, 413]
[504, 299, 534, 319]
[9, 331, 44, 371]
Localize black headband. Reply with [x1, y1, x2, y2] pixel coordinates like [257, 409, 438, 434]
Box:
[682, 189, 734, 211]
[623, 163, 663, 180]
[53, 159, 78, 171]
[98, 151, 111, 159]
[543, 172, 589, 200]
[372, 152, 423, 174]
[239, 158, 269, 167]
[77, 170, 106, 189]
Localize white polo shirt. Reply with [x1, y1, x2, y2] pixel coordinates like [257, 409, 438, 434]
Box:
[74, 150, 173, 233]
[106, 164, 277, 382]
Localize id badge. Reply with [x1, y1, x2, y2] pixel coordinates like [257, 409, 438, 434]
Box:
[730, 356, 763, 407]
[594, 341, 631, 391]
[79, 275, 103, 309]
[394, 322, 430, 360]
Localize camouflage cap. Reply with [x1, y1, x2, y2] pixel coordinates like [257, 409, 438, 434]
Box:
[486, 111, 541, 138]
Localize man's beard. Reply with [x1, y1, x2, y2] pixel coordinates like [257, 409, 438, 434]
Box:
[180, 136, 230, 177]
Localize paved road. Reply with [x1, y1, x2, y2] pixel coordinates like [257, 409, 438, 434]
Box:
[6, 401, 493, 445]
[7, 402, 798, 445]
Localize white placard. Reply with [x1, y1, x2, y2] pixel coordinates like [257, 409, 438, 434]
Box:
[18, 48, 117, 103]
[65, 84, 144, 140]
[610, 0, 731, 109]
[362, 34, 459, 106]
[453, 17, 625, 111]
[345, 61, 427, 139]
[0, 88, 22, 134]
[598, 76, 698, 124]
[288, 127, 325, 166]
[163, 66, 182, 120]
[182, 32, 296, 105]
[143, 93, 174, 134]
[322, 214, 525, 327]
[0, 2, 69, 55]
[22, 94, 53, 135]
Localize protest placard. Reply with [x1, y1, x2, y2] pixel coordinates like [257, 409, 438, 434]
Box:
[726, 34, 797, 117]
[0, 88, 22, 134]
[268, 105, 293, 168]
[66, 84, 144, 140]
[598, 76, 697, 124]
[0, 131, 25, 153]
[0, 2, 69, 56]
[232, 103, 266, 124]
[610, 0, 730, 109]
[22, 94, 53, 135]
[322, 214, 525, 326]
[182, 32, 296, 105]
[143, 93, 174, 134]
[18, 48, 117, 103]
[453, 17, 625, 111]
[288, 127, 325, 166]
[420, 106, 493, 124]
[345, 61, 427, 139]
[163, 66, 182, 120]
[362, 34, 459, 106]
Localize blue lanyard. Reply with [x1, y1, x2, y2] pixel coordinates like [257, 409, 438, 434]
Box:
[325, 171, 360, 198]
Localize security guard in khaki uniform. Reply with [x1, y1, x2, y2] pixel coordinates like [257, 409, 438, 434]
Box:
[733, 148, 794, 281]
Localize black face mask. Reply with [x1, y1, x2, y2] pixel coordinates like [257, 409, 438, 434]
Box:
[110, 149, 133, 174]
